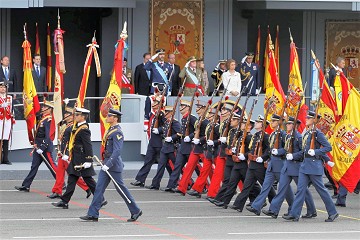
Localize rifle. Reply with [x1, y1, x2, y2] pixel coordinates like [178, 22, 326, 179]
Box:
[273, 85, 291, 149]
[166, 80, 186, 137]
[153, 85, 167, 129]
[0, 79, 9, 163]
[184, 86, 199, 137]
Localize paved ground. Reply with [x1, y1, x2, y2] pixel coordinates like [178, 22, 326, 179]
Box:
[0, 162, 359, 240]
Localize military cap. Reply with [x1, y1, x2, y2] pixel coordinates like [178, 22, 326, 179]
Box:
[286, 116, 302, 124]
[232, 112, 241, 120]
[156, 48, 166, 54]
[108, 108, 122, 117]
[271, 114, 281, 121]
[43, 100, 54, 109]
[250, 119, 255, 125]
[208, 107, 219, 115]
[165, 106, 173, 112]
[180, 100, 191, 107]
[307, 111, 321, 119]
[195, 100, 207, 107]
[65, 106, 74, 114]
[246, 52, 255, 57]
[218, 59, 227, 64]
[75, 107, 90, 114]
[255, 114, 270, 125]
[187, 56, 197, 62]
[222, 102, 234, 111]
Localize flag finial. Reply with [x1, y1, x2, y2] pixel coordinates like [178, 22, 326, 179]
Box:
[289, 27, 293, 43]
[92, 30, 96, 42]
[57, 8, 60, 29]
[311, 50, 316, 60]
[23, 23, 27, 40]
[120, 21, 128, 40]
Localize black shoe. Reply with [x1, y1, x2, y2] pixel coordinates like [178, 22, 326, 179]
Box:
[324, 182, 334, 189]
[127, 210, 142, 222]
[262, 209, 278, 218]
[15, 186, 29, 192]
[229, 205, 242, 212]
[282, 215, 299, 221]
[62, 184, 67, 190]
[335, 203, 346, 207]
[262, 201, 267, 208]
[130, 181, 144, 187]
[187, 189, 201, 198]
[301, 212, 317, 218]
[173, 188, 185, 196]
[354, 189, 359, 194]
[161, 187, 175, 193]
[283, 213, 289, 217]
[214, 201, 224, 207]
[47, 192, 61, 199]
[222, 204, 228, 209]
[101, 200, 108, 208]
[245, 202, 253, 207]
[2, 161, 12, 165]
[145, 185, 159, 190]
[86, 189, 91, 199]
[331, 194, 339, 199]
[80, 215, 98, 222]
[325, 213, 339, 222]
[52, 201, 68, 209]
[246, 206, 260, 216]
[206, 197, 216, 203]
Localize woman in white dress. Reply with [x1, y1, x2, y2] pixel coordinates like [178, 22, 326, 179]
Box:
[221, 59, 241, 97]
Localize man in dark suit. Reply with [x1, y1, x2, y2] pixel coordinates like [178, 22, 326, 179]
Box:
[134, 53, 152, 96]
[1, 56, 17, 92]
[328, 56, 346, 88]
[31, 54, 47, 92]
[167, 54, 181, 96]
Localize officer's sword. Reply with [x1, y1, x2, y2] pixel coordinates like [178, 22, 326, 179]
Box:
[34, 147, 56, 176]
[93, 155, 132, 204]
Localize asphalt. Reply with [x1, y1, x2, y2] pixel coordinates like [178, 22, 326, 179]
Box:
[0, 162, 359, 240]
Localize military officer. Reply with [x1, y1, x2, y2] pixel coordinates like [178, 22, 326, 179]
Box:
[211, 60, 227, 95]
[52, 108, 98, 209]
[15, 101, 57, 192]
[0, 80, 14, 165]
[179, 56, 205, 96]
[283, 111, 338, 222]
[238, 52, 259, 95]
[80, 109, 142, 222]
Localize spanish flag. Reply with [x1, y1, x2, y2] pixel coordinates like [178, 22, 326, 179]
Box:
[334, 70, 353, 117]
[329, 77, 360, 192]
[263, 26, 270, 90]
[35, 23, 40, 55]
[22, 37, 40, 144]
[76, 34, 101, 108]
[46, 23, 52, 92]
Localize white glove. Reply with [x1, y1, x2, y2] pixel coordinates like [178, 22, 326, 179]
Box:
[308, 149, 315, 156]
[165, 137, 172, 142]
[83, 162, 92, 169]
[151, 53, 159, 61]
[271, 149, 278, 155]
[232, 147, 237, 154]
[36, 149, 43, 154]
[143, 125, 148, 132]
[0, 102, 9, 108]
[286, 153, 293, 161]
[220, 137, 227, 144]
[215, 63, 220, 70]
[101, 165, 109, 171]
[152, 128, 159, 134]
[256, 157, 263, 163]
[192, 138, 200, 145]
[327, 161, 335, 168]
[185, 60, 190, 68]
[62, 154, 69, 161]
[238, 153, 246, 161]
[207, 140, 214, 146]
[184, 136, 191, 142]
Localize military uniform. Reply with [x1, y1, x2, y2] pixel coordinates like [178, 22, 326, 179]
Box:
[0, 87, 14, 164]
[179, 57, 205, 96]
[211, 60, 226, 95]
[238, 61, 259, 96]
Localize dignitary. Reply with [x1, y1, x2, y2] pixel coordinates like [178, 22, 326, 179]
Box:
[211, 60, 227, 95]
[0, 56, 17, 92]
[134, 53, 152, 96]
[238, 52, 259, 95]
[179, 56, 205, 96]
[222, 59, 241, 97]
[31, 54, 47, 92]
[167, 54, 181, 96]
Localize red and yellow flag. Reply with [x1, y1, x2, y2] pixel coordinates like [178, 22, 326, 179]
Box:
[255, 25, 261, 65]
[263, 26, 270, 90]
[46, 23, 52, 92]
[76, 34, 101, 108]
[288, 39, 307, 132]
[274, 25, 280, 77]
[334, 70, 353, 117]
[329, 77, 360, 192]
[22, 37, 40, 144]
[35, 23, 40, 55]
[264, 33, 285, 131]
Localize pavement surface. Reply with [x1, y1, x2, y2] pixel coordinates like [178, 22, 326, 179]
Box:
[0, 162, 359, 240]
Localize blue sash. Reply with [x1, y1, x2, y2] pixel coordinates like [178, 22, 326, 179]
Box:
[185, 68, 199, 85]
[154, 63, 169, 86]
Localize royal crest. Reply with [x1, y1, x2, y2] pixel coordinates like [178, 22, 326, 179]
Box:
[335, 124, 360, 156]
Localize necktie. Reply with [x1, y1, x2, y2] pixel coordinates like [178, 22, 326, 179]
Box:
[4, 68, 8, 80]
[146, 70, 151, 80]
[36, 66, 40, 77]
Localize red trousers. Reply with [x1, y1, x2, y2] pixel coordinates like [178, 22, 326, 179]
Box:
[51, 158, 89, 194]
[177, 152, 205, 194]
[207, 156, 226, 198]
[191, 156, 215, 193]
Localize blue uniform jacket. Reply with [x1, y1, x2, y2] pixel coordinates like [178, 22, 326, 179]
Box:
[149, 112, 165, 148]
[177, 114, 197, 155]
[144, 61, 171, 92]
[193, 118, 210, 154]
[161, 119, 181, 154]
[267, 129, 286, 173]
[103, 124, 125, 172]
[237, 62, 259, 95]
[35, 115, 54, 152]
[281, 131, 303, 177]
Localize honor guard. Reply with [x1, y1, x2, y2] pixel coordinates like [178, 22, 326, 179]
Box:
[15, 100, 57, 192]
[263, 117, 316, 218]
[143, 84, 166, 135]
[47, 107, 91, 199]
[147, 106, 181, 190]
[179, 56, 205, 96]
[238, 52, 259, 95]
[247, 114, 294, 215]
[211, 60, 227, 95]
[0, 80, 15, 165]
[283, 111, 338, 222]
[81, 109, 142, 222]
[52, 108, 100, 209]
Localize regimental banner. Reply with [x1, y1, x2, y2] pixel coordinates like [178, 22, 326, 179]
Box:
[325, 20, 360, 88]
[150, 0, 204, 67]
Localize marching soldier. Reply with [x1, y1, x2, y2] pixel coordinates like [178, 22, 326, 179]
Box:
[80, 109, 142, 222]
[179, 56, 205, 96]
[211, 60, 227, 95]
[146, 106, 181, 190]
[238, 52, 259, 95]
[52, 108, 100, 209]
[0, 80, 14, 165]
[47, 107, 91, 199]
[15, 101, 57, 192]
[283, 111, 338, 222]
[262, 117, 316, 218]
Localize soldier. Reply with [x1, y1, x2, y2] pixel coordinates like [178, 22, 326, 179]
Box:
[262, 117, 316, 218]
[228, 115, 274, 212]
[283, 111, 338, 222]
[246, 114, 294, 215]
[179, 56, 205, 96]
[146, 106, 181, 189]
[80, 109, 142, 222]
[47, 107, 91, 199]
[211, 60, 227, 95]
[143, 84, 166, 134]
[0, 80, 15, 165]
[15, 101, 57, 192]
[238, 52, 259, 96]
[52, 108, 99, 209]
